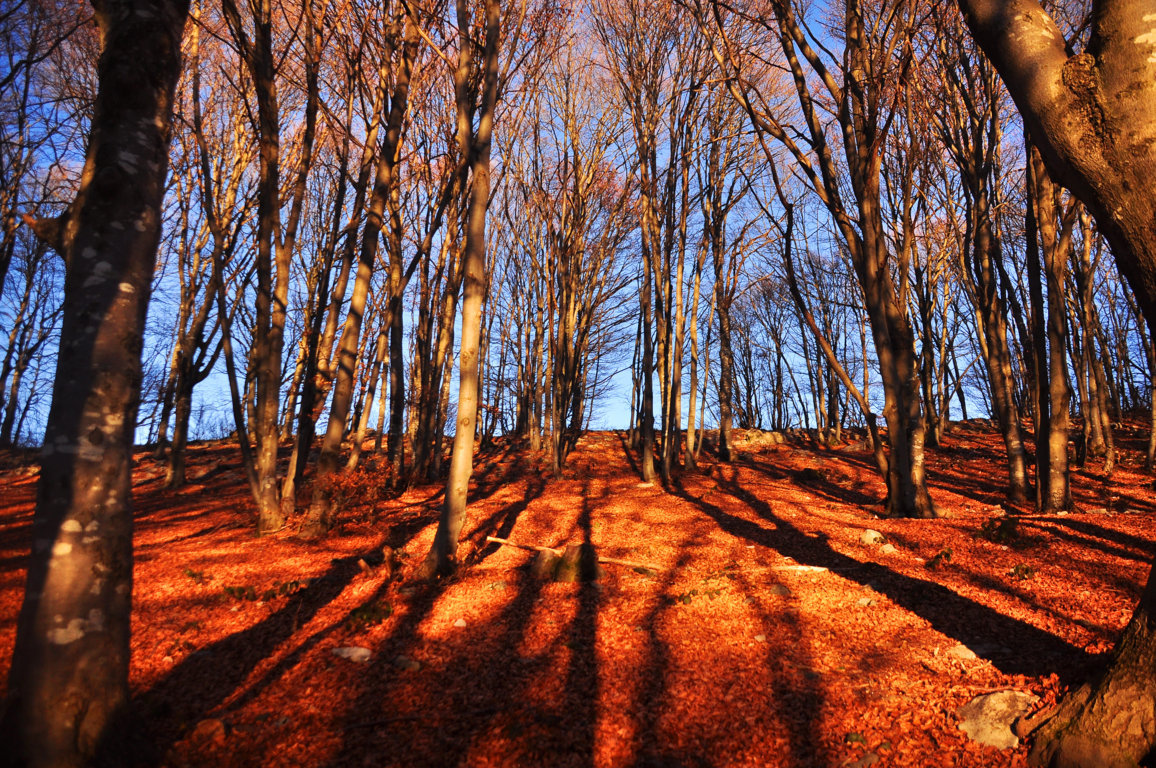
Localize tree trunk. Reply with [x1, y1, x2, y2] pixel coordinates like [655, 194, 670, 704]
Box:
[1027, 146, 1074, 513]
[420, 0, 501, 576]
[302, 18, 414, 536]
[956, 1, 1156, 763]
[715, 258, 734, 462]
[974, 202, 1029, 501]
[0, 2, 187, 765]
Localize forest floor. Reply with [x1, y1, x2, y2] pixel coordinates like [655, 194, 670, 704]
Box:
[2, 422, 1155, 767]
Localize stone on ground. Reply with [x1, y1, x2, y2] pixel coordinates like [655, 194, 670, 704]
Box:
[332, 646, 371, 663]
[957, 690, 1039, 749]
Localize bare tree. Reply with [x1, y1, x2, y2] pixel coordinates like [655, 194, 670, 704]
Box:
[957, 0, 1156, 763]
[0, 1, 189, 765]
[301, 3, 421, 537]
[700, 0, 937, 516]
[925, 20, 1029, 500]
[420, 0, 503, 575]
[220, 0, 323, 534]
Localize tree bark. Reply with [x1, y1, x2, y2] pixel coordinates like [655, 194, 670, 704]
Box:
[956, 1, 1156, 764]
[302, 15, 415, 536]
[0, 2, 188, 765]
[421, 0, 501, 576]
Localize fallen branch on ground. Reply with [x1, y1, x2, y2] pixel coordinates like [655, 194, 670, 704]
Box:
[484, 536, 660, 571]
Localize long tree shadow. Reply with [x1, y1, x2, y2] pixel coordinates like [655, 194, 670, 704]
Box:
[733, 564, 832, 767]
[668, 479, 831, 768]
[787, 470, 882, 508]
[111, 545, 384, 766]
[466, 470, 549, 566]
[625, 500, 699, 768]
[1019, 516, 1156, 563]
[332, 474, 606, 767]
[806, 515, 1143, 656]
[328, 467, 601, 766]
[331, 558, 558, 764]
[700, 465, 1090, 679]
[554, 481, 601, 766]
[616, 430, 641, 478]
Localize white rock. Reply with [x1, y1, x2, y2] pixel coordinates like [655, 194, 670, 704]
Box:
[880, 543, 898, 555]
[946, 643, 978, 660]
[332, 646, 371, 663]
[453, 618, 467, 628]
[957, 690, 1038, 749]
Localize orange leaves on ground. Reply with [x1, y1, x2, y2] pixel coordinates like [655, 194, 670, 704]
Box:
[1, 422, 1154, 766]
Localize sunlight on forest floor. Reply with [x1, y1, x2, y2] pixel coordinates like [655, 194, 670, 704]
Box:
[1, 422, 1153, 767]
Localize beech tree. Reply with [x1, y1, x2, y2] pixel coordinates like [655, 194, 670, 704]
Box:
[301, 2, 422, 537]
[956, 0, 1156, 764]
[700, 0, 938, 516]
[924, 21, 1030, 500]
[220, 0, 323, 534]
[1024, 146, 1077, 513]
[420, 0, 502, 575]
[0, 1, 189, 765]
[596, 0, 708, 482]
[0, 0, 84, 448]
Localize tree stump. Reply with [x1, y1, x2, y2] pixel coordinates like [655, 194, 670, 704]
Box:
[531, 549, 561, 579]
[554, 544, 601, 583]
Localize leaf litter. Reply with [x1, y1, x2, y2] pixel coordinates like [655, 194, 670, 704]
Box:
[0, 421, 1154, 767]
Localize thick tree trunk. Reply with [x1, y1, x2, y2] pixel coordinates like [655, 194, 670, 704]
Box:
[860, 182, 936, 519]
[0, 2, 187, 765]
[222, 0, 318, 534]
[957, 1, 1156, 764]
[1027, 147, 1074, 513]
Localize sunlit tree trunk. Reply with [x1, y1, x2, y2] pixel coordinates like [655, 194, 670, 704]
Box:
[0, 1, 188, 764]
[701, 0, 935, 517]
[1025, 145, 1074, 513]
[302, 13, 415, 536]
[957, 1, 1156, 763]
[222, 0, 320, 534]
[421, 0, 501, 576]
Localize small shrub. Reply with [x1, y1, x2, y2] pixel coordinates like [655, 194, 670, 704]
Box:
[260, 580, 303, 601]
[976, 517, 1022, 545]
[703, 562, 740, 582]
[183, 568, 211, 584]
[925, 548, 952, 570]
[348, 601, 393, 631]
[223, 585, 258, 602]
[327, 462, 395, 514]
[1009, 563, 1036, 581]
